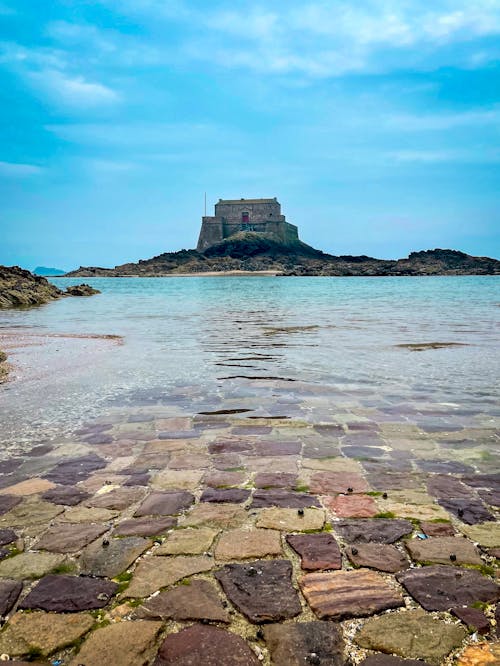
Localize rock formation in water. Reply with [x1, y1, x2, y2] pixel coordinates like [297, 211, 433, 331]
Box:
[65, 237, 500, 277]
[0, 349, 8, 383]
[0, 265, 100, 309]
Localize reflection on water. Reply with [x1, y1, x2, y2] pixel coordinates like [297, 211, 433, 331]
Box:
[0, 276, 499, 454]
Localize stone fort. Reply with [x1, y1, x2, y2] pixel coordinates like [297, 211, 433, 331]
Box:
[197, 198, 299, 251]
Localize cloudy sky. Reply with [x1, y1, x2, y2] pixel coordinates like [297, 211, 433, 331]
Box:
[1, 0, 499, 269]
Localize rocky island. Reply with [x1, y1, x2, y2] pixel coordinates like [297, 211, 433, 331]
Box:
[66, 198, 500, 277]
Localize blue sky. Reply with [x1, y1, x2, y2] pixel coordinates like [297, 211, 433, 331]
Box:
[1, 0, 499, 270]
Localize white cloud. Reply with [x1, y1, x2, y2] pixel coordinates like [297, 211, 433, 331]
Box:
[388, 148, 500, 163]
[29, 69, 119, 107]
[387, 107, 500, 131]
[0, 161, 43, 176]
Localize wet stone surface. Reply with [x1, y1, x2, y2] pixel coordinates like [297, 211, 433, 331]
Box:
[396, 565, 500, 611]
[286, 533, 342, 570]
[19, 574, 119, 611]
[251, 489, 321, 508]
[200, 487, 251, 503]
[264, 621, 345, 666]
[154, 624, 260, 666]
[215, 559, 302, 623]
[438, 497, 495, 524]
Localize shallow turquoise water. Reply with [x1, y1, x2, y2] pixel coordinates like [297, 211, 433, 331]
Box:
[0, 276, 499, 451]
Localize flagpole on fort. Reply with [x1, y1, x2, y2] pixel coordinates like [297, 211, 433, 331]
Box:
[204, 192, 206, 217]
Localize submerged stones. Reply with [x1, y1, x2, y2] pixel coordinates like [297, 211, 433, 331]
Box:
[299, 569, 404, 620]
[215, 560, 302, 623]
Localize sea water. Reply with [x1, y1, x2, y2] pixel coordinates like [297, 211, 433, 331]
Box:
[0, 276, 499, 457]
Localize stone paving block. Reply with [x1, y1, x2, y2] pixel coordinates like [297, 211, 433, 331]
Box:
[396, 565, 500, 611]
[0, 498, 64, 529]
[168, 452, 210, 469]
[461, 522, 500, 548]
[0, 495, 22, 516]
[137, 579, 229, 623]
[254, 472, 298, 488]
[286, 533, 342, 570]
[134, 490, 194, 517]
[256, 507, 325, 531]
[215, 560, 302, 623]
[20, 574, 118, 611]
[113, 516, 176, 537]
[0, 579, 22, 615]
[41, 484, 90, 506]
[302, 457, 363, 472]
[310, 471, 369, 494]
[334, 519, 413, 543]
[153, 624, 259, 666]
[0, 478, 56, 496]
[355, 609, 467, 665]
[79, 536, 151, 577]
[151, 469, 204, 490]
[0, 552, 67, 579]
[346, 543, 409, 572]
[85, 486, 146, 510]
[70, 619, 163, 666]
[156, 527, 218, 555]
[0, 528, 17, 546]
[360, 656, 432, 666]
[215, 528, 282, 560]
[37, 522, 107, 553]
[200, 488, 251, 503]
[264, 621, 345, 666]
[365, 472, 423, 491]
[209, 439, 253, 454]
[300, 569, 404, 620]
[244, 456, 299, 474]
[124, 555, 214, 598]
[0, 611, 94, 657]
[44, 453, 107, 485]
[405, 536, 482, 565]
[420, 520, 455, 537]
[426, 475, 475, 500]
[378, 496, 449, 521]
[251, 440, 301, 456]
[251, 489, 321, 508]
[203, 470, 247, 487]
[456, 643, 500, 666]
[441, 496, 496, 524]
[451, 606, 490, 634]
[325, 494, 377, 517]
[58, 506, 119, 523]
[182, 503, 247, 528]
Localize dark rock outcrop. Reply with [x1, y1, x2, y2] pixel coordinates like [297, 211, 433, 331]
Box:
[65, 239, 500, 277]
[0, 349, 7, 383]
[0, 265, 100, 309]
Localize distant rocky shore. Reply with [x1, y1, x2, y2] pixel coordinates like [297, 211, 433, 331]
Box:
[0, 265, 100, 309]
[65, 234, 500, 277]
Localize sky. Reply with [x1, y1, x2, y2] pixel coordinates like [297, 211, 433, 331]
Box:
[0, 0, 499, 270]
